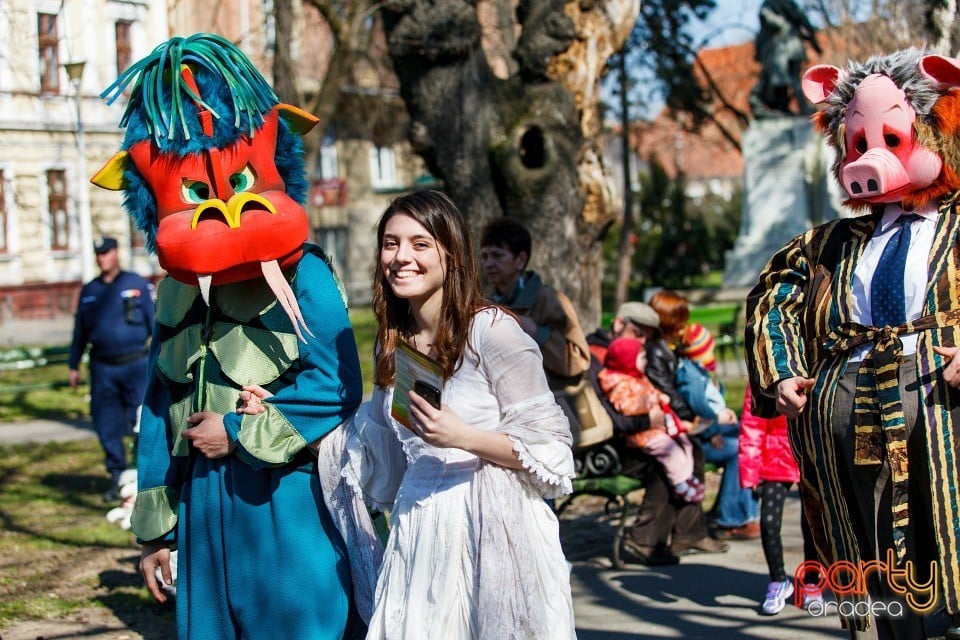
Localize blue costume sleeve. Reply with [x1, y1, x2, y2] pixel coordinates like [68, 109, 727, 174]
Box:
[223, 251, 363, 470]
[131, 335, 187, 543]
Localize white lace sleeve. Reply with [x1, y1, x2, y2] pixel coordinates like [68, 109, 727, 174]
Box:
[346, 387, 407, 511]
[476, 309, 575, 496]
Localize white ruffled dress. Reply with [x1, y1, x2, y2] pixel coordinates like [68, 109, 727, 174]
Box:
[352, 308, 577, 640]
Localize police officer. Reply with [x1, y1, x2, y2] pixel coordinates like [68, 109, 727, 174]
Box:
[68, 236, 154, 500]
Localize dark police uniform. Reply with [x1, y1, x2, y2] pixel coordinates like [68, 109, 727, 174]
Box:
[68, 266, 154, 485]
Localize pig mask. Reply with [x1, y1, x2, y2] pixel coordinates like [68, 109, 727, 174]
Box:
[801, 49, 960, 210]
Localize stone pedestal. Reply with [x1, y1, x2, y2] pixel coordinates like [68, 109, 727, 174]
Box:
[723, 116, 846, 287]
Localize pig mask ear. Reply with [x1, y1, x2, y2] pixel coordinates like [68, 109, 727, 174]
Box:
[920, 55, 960, 90]
[802, 65, 844, 104]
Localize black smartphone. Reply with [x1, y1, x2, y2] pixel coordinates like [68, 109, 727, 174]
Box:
[413, 380, 442, 409]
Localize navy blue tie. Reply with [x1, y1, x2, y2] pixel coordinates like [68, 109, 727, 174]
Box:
[870, 214, 919, 328]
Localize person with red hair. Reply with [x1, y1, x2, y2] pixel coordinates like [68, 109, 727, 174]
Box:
[648, 290, 760, 540]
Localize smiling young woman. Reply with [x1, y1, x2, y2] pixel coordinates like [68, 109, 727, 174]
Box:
[357, 189, 579, 639]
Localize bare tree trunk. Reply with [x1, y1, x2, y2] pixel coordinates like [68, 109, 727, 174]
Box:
[614, 52, 634, 311]
[383, 0, 637, 327]
[271, 0, 299, 105]
[929, 0, 960, 56]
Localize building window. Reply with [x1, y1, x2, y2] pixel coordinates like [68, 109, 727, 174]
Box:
[369, 146, 397, 189]
[47, 169, 68, 250]
[319, 139, 339, 179]
[38, 13, 60, 94]
[116, 21, 133, 76]
[314, 226, 348, 282]
[0, 170, 7, 253]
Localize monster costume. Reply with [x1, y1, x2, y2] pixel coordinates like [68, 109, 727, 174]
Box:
[746, 49, 960, 636]
[91, 34, 363, 640]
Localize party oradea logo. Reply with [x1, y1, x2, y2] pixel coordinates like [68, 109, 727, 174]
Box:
[795, 550, 938, 619]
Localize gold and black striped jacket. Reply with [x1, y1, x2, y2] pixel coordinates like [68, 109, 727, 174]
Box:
[745, 193, 960, 617]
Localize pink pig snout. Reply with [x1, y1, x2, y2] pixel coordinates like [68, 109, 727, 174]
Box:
[841, 148, 912, 199]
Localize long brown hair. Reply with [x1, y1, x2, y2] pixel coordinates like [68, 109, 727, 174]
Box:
[649, 289, 689, 344]
[372, 190, 487, 386]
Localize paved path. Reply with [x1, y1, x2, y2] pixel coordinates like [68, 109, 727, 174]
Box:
[562, 490, 849, 639]
[0, 417, 95, 445]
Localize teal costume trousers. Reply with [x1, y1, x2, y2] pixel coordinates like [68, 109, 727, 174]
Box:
[177, 455, 352, 640]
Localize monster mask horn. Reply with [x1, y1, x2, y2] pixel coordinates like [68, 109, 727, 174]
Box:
[91, 33, 318, 341]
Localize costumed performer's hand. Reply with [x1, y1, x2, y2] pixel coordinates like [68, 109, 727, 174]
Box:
[237, 384, 273, 415]
[933, 346, 960, 388]
[717, 407, 738, 424]
[183, 411, 236, 458]
[69, 369, 80, 390]
[140, 540, 172, 604]
[776, 376, 815, 419]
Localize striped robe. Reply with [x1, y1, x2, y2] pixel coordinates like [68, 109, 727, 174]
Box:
[745, 193, 960, 618]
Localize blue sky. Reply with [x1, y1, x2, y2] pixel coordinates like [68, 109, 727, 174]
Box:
[690, 0, 761, 48]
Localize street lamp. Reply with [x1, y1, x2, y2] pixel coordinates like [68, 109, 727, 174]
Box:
[64, 60, 95, 282]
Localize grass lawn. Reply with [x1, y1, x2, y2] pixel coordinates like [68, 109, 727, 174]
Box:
[349, 306, 377, 397]
[0, 363, 90, 422]
[0, 438, 159, 625]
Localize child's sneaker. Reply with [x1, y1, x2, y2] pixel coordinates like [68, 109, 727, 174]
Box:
[761, 579, 794, 615]
[800, 584, 824, 610]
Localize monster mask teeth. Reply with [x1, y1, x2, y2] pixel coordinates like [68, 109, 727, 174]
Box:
[261, 259, 314, 343]
[198, 274, 213, 306]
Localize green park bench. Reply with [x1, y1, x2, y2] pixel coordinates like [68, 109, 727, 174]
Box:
[687, 302, 743, 371]
[554, 442, 719, 569]
[555, 471, 644, 569]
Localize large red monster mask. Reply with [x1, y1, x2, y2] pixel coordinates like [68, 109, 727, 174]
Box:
[91, 35, 318, 340]
[115, 106, 312, 286]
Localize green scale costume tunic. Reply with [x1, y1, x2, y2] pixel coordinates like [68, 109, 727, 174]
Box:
[131, 246, 363, 640]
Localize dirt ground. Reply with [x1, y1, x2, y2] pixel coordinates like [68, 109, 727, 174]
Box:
[0, 546, 174, 640]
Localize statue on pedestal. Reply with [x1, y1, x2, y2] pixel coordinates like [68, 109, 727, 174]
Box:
[749, 0, 821, 118]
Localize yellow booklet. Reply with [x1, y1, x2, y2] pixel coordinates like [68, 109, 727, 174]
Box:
[391, 340, 443, 429]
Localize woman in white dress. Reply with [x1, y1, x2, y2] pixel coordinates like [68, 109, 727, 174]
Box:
[242, 190, 577, 639]
[361, 190, 577, 639]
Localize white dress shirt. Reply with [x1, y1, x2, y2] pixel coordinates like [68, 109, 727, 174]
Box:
[848, 202, 939, 362]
